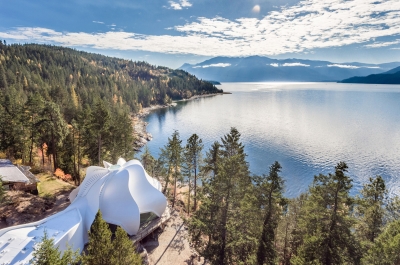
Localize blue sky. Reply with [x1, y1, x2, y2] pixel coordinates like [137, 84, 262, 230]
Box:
[1, 0, 400, 68]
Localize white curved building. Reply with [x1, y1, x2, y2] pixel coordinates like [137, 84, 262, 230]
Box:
[0, 158, 167, 265]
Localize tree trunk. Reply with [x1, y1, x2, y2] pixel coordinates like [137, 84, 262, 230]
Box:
[77, 133, 81, 185]
[51, 128, 57, 170]
[72, 128, 77, 185]
[41, 144, 45, 167]
[162, 166, 171, 195]
[257, 190, 274, 265]
[283, 221, 289, 265]
[219, 179, 231, 265]
[194, 167, 197, 211]
[29, 117, 34, 164]
[172, 166, 177, 208]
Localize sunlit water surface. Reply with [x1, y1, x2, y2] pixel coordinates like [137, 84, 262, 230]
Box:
[143, 83, 400, 197]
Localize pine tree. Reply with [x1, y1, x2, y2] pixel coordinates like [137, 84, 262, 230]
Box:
[293, 162, 361, 265]
[356, 176, 387, 245]
[23, 94, 45, 164]
[88, 100, 111, 165]
[362, 219, 400, 265]
[255, 161, 286, 265]
[166, 130, 183, 208]
[0, 63, 7, 89]
[83, 210, 113, 265]
[183, 133, 203, 214]
[30, 230, 80, 265]
[110, 226, 142, 265]
[275, 195, 307, 265]
[141, 146, 155, 174]
[158, 145, 172, 195]
[42, 101, 68, 170]
[203, 141, 221, 179]
[190, 128, 255, 265]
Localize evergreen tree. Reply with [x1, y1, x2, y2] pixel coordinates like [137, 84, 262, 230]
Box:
[0, 63, 7, 89]
[141, 146, 155, 174]
[203, 141, 221, 179]
[158, 144, 172, 195]
[293, 162, 361, 265]
[23, 94, 45, 164]
[87, 100, 111, 165]
[42, 101, 68, 170]
[356, 176, 387, 245]
[166, 130, 183, 208]
[275, 195, 307, 265]
[107, 109, 134, 161]
[362, 219, 400, 265]
[30, 230, 80, 265]
[183, 133, 203, 214]
[190, 128, 255, 265]
[83, 210, 113, 265]
[110, 226, 142, 265]
[385, 195, 400, 224]
[255, 161, 286, 265]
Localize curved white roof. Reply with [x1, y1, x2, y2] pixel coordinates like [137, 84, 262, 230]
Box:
[0, 159, 167, 265]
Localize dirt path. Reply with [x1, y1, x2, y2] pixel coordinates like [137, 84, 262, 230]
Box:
[142, 211, 206, 265]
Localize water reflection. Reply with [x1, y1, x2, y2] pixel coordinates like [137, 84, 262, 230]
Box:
[144, 83, 400, 197]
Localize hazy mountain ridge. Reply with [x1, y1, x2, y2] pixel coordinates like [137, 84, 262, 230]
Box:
[340, 66, 400, 84]
[179, 56, 400, 82]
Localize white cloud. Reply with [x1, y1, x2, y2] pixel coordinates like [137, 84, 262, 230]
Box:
[1, 0, 400, 56]
[364, 39, 400, 48]
[328, 64, 360, 69]
[193, 63, 231, 68]
[282, 62, 310, 67]
[93, 21, 104, 24]
[168, 0, 192, 10]
[168, 1, 182, 10]
[180, 0, 192, 7]
[270, 63, 279, 67]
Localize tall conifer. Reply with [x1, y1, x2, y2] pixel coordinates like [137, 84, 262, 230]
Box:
[293, 162, 361, 265]
[255, 161, 286, 265]
[183, 133, 203, 214]
[110, 226, 142, 265]
[83, 210, 113, 265]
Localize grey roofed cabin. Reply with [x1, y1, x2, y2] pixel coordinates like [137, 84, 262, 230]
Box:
[0, 159, 39, 194]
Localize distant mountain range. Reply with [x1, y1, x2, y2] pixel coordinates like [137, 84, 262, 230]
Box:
[341, 66, 400, 84]
[179, 56, 400, 82]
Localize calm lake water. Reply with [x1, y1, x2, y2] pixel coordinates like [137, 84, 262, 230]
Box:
[143, 82, 400, 197]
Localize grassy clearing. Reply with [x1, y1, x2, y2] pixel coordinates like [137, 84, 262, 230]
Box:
[36, 173, 75, 197]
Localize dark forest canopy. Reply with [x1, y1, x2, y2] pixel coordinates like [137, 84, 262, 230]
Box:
[0, 42, 222, 180]
[0, 42, 222, 112]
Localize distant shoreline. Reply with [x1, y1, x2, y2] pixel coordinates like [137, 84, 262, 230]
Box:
[132, 92, 225, 151]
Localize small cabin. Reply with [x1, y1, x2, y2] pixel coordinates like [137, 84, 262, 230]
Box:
[0, 159, 39, 194]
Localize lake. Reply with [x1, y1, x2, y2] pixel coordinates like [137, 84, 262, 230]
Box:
[142, 82, 400, 197]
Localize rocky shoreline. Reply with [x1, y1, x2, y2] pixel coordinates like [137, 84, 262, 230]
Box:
[132, 93, 224, 151]
[132, 103, 175, 151]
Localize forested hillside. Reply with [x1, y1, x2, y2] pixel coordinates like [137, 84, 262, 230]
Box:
[340, 66, 400, 84]
[0, 42, 222, 182]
